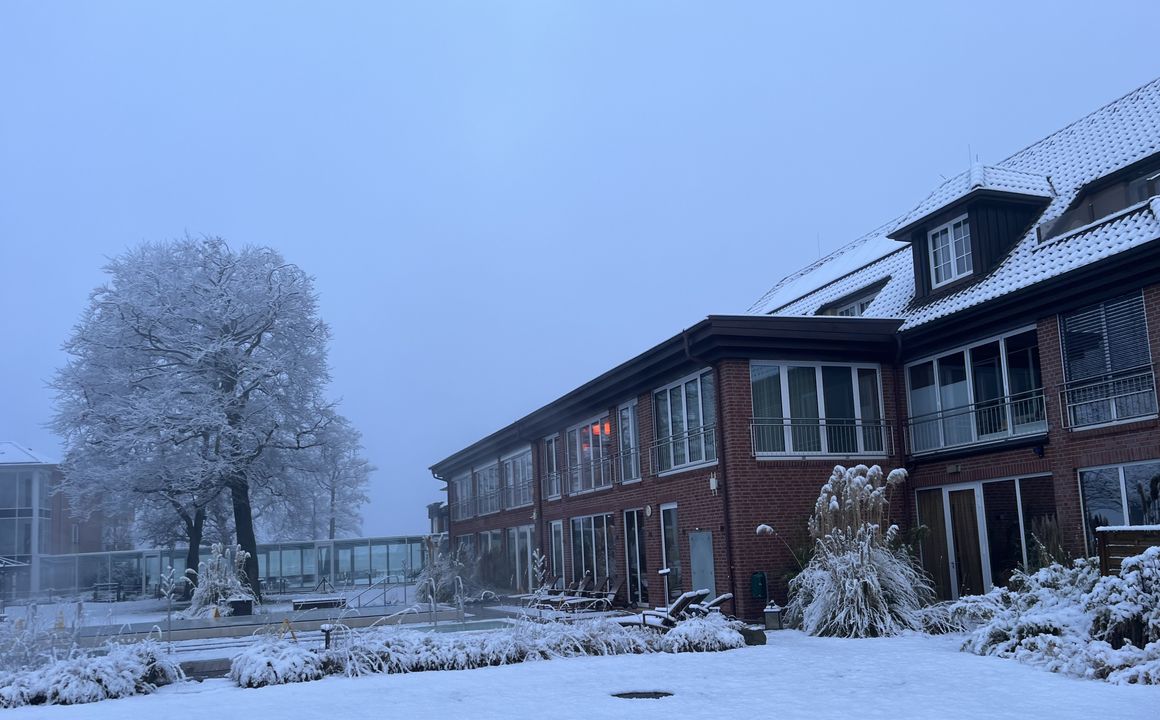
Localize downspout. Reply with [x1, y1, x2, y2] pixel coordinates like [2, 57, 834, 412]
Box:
[682, 328, 740, 618]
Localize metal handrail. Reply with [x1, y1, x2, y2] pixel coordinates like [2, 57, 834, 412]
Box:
[907, 389, 1048, 454]
[750, 418, 894, 457]
[504, 479, 534, 509]
[648, 425, 718, 475]
[1058, 365, 1157, 429]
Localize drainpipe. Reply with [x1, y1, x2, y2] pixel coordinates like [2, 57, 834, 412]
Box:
[682, 328, 739, 619]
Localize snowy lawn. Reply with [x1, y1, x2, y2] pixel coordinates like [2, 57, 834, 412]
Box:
[9, 632, 1157, 719]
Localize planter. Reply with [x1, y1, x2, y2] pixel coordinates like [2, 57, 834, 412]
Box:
[228, 599, 254, 616]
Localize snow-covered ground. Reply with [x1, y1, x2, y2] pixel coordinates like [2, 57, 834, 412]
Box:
[9, 632, 1157, 719]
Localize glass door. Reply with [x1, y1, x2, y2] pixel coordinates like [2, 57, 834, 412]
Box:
[947, 488, 987, 597]
[624, 509, 648, 606]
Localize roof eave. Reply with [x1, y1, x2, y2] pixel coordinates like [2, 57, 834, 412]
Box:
[888, 188, 1053, 240]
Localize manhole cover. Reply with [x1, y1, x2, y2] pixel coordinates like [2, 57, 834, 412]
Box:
[612, 691, 673, 699]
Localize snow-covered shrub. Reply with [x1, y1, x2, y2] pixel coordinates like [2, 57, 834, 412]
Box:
[952, 552, 1160, 684]
[0, 640, 182, 708]
[230, 638, 325, 688]
[235, 615, 742, 688]
[787, 464, 933, 637]
[414, 549, 468, 604]
[1086, 546, 1160, 647]
[185, 543, 255, 618]
[659, 613, 746, 653]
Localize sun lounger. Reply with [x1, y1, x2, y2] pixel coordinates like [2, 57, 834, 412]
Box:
[613, 588, 710, 630]
[689, 592, 733, 616]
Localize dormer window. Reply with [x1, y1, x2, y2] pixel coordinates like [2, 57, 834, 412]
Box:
[929, 215, 972, 288]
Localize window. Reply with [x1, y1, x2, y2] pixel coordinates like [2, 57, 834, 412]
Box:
[821, 292, 879, 317]
[928, 215, 973, 288]
[502, 450, 533, 508]
[474, 464, 500, 515]
[653, 370, 717, 473]
[1061, 292, 1156, 428]
[450, 472, 473, 521]
[1039, 158, 1160, 242]
[566, 415, 612, 493]
[547, 520, 564, 578]
[618, 401, 641, 482]
[906, 329, 1046, 453]
[541, 435, 561, 499]
[570, 514, 614, 583]
[660, 503, 681, 601]
[1079, 460, 1160, 553]
[751, 362, 885, 455]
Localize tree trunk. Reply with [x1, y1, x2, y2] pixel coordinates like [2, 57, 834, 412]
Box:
[329, 483, 337, 540]
[229, 475, 262, 602]
[184, 508, 206, 599]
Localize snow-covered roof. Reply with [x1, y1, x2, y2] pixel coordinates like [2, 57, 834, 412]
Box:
[752, 76, 1160, 330]
[0, 442, 55, 465]
[747, 224, 908, 315]
[891, 164, 1054, 235]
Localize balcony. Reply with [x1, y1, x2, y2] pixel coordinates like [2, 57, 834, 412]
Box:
[907, 390, 1047, 455]
[649, 425, 717, 475]
[1060, 365, 1158, 429]
[751, 418, 893, 457]
[449, 498, 475, 522]
[542, 470, 563, 500]
[476, 490, 502, 516]
[504, 479, 534, 509]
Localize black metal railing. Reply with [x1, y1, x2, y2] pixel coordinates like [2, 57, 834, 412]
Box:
[750, 418, 893, 457]
[907, 390, 1047, 454]
[648, 425, 717, 475]
[1059, 365, 1157, 429]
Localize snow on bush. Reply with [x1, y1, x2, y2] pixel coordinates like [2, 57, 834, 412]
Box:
[786, 464, 935, 638]
[233, 616, 747, 688]
[230, 638, 325, 688]
[0, 640, 182, 708]
[952, 548, 1160, 684]
[184, 542, 256, 619]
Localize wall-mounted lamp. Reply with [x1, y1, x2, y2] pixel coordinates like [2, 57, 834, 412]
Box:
[709, 472, 719, 496]
[1033, 445, 1045, 458]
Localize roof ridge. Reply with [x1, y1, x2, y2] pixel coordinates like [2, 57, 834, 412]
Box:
[999, 75, 1160, 167]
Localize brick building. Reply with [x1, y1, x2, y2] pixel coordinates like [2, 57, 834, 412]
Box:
[430, 78, 1160, 621]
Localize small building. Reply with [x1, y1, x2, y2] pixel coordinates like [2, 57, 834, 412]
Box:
[0, 442, 103, 597]
[431, 78, 1160, 620]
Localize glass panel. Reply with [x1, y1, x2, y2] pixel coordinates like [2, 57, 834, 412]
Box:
[1006, 331, 1046, 434]
[593, 517, 607, 581]
[1124, 462, 1160, 525]
[0, 474, 16, 508]
[787, 366, 821, 452]
[551, 521, 564, 578]
[1079, 468, 1124, 552]
[751, 364, 785, 453]
[685, 380, 703, 462]
[982, 480, 1022, 588]
[582, 517, 594, 583]
[661, 506, 681, 601]
[580, 424, 593, 491]
[822, 366, 856, 454]
[970, 341, 1007, 438]
[653, 391, 671, 472]
[669, 387, 686, 466]
[858, 368, 884, 452]
[938, 352, 972, 446]
[701, 371, 717, 461]
[1018, 476, 1058, 571]
[908, 361, 939, 451]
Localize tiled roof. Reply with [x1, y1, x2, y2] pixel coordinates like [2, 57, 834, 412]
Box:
[890, 164, 1054, 234]
[753, 76, 1160, 330]
[0, 442, 55, 465]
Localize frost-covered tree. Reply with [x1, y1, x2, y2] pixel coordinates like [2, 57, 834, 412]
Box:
[786, 464, 934, 637]
[52, 237, 343, 596]
[256, 415, 372, 541]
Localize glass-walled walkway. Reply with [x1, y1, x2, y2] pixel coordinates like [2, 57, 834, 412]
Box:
[12, 535, 432, 601]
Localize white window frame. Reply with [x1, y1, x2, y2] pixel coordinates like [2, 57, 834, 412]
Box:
[1076, 459, 1160, 555]
[565, 413, 613, 495]
[541, 434, 561, 500]
[750, 360, 887, 457]
[653, 369, 718, 476]
[501, 447, 533, 509]
[569, 513, 613, 583]
[928, 214, 973, 289]
[829, 291, 879, 317]
[450, 472, 473, 521]
[473, 463, 501, 515]
[547, 519, 564, 579]
[659, 502, 681, 600]
[904, 325, 1046, 453]
[618, 399, 641, 483]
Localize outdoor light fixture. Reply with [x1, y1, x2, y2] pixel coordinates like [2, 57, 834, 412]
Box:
[764, 602, 785, 630]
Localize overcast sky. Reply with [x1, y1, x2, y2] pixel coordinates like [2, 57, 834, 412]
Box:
[2, 2, 1158, 536]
